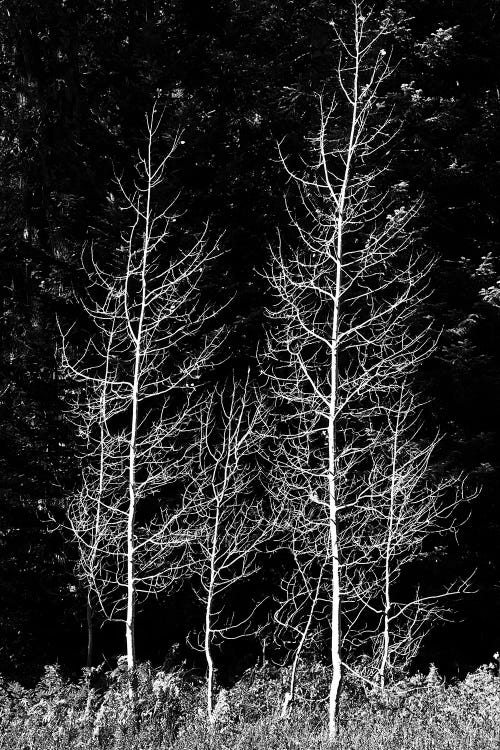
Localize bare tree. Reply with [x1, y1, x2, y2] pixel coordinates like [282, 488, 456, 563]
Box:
[264, 1, 434, 738]
[274, 551, 326, 718]
[62, 104, 223, 702]
[182, 373, 268, 722]
[358, 384, 472, 691]
[69, 315, 118, 669]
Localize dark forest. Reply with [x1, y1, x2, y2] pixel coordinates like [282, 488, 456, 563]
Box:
[1, 1, 500, 747]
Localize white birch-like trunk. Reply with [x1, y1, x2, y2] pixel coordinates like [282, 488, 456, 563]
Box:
[379, 395, 402, 691]
[282, 569, 323, 719]
[126, 150, 151, 701]
[86, 598, 94, 670]
[327, 30, 359, 736]
[379, 521, 392, 692]
[328, 258, 342, 738]
[205, 496, 220, 723]
[205, 607, 215, 722]
[126, 451, 137, 701]
[126, 283, 146, 699]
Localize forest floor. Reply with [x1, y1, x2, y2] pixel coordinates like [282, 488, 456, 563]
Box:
[0, 661, 498, 749]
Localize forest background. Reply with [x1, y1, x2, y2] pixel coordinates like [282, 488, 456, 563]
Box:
[0, 0, 500, 686]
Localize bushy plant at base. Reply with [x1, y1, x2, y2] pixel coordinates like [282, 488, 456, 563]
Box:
[0, 660, 498, 749]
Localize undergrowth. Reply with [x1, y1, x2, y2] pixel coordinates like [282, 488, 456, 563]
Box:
[0, 659, 499, 749]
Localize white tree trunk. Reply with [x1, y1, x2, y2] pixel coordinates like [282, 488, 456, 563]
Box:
[379, 401, 400, 691]
[282, 569, 324, 719]
[205, 499, 219, 723]
[327, 41, 358, 732]
[126, 182, 149, 699]
[328, 265, 342, 738]
[86, 598, 94, 670]
[205, 597, 215, 722]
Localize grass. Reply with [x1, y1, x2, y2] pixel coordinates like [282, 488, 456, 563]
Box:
[0, 660, 498, 749]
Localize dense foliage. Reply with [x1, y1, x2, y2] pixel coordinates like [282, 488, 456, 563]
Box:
[0, 661, 499, 749]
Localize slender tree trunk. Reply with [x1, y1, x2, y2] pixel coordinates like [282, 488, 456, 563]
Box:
[205, 596, 215, 722]
[327, 228, 343, 740]
[126, 477, 137, 700]
[126, 329, 141, 700]
[86, 598, 94, 670]
[328, 342, 342, 738]
[379, 394, 402, 691]
[126, 338, 141, 700]
[125, 135, 151, 702]
[205, 493, 221, 723]
[326, 17, 360, 737]
[282, 569, 323, 719]
[380, 600, 390, 692]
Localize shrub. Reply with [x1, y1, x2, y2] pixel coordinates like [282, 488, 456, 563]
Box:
[0, 660, 498, 749]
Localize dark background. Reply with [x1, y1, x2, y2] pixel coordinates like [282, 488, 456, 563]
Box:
[0, 0, 499, 683]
